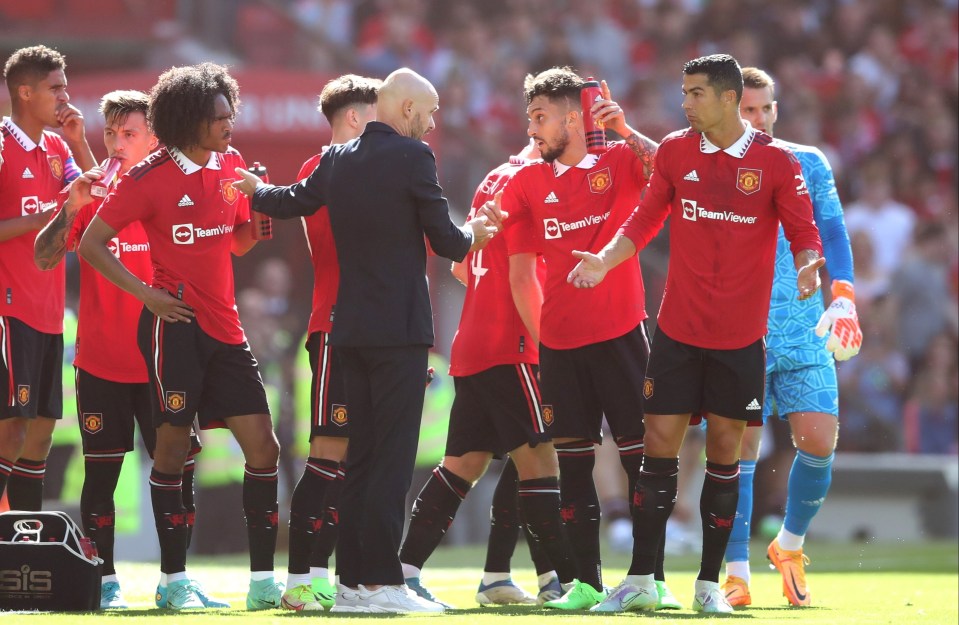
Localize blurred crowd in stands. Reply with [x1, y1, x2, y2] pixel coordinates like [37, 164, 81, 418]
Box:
[2, 0, 956, 454]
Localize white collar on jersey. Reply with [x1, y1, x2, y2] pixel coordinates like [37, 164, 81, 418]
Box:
[167, 146, 222, 174]
[2, 116, 47, 152]
[552, 152, 600, 177]
[699, 120, 757, 159]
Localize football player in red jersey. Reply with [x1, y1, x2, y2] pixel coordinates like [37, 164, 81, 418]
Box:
[280, 74, 380, 613]
[0, 45, 95, 511]
[77, 63, 282, 611]
[397, 139, 579, 608]
[494, 67, 673, 611]
[34, 90, 226, 609]
[568, 54, 824, 614]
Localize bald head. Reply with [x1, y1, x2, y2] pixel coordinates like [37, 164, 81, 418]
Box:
[376, 68, 438, 140]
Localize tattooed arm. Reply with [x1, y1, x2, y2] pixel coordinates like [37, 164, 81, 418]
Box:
[34, 169, 99, 270]
[588, 80, 659, 178]
[624, 131, 659, 179]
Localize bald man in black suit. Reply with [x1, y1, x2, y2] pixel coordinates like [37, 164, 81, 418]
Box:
[236, 68, 501, 613]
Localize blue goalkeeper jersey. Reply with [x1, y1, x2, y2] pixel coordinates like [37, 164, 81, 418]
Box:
[766, 141, 853, 352]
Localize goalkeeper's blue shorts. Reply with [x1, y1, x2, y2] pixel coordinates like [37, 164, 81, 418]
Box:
[762, 346, 838, 421]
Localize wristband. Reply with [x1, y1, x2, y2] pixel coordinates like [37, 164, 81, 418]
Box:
[831, 279, 855, 303]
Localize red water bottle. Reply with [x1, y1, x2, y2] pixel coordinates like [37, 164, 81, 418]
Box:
[581, 78, 606, 155]
[90, 157, 123, 198]
[249, 161, 273, 240]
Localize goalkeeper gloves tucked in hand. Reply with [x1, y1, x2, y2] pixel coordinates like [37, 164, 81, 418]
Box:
[814, 280, 863, 361]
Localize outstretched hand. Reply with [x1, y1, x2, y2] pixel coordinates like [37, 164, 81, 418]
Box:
[233, 167, 262, 197]
[567, 250, 608, 288]
[796, 255, 825, 300]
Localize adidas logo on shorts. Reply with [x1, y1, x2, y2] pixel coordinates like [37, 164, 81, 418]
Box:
[746, 398, 761, 411]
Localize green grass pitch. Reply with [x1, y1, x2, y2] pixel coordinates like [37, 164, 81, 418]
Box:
[3, 539, 957, 624]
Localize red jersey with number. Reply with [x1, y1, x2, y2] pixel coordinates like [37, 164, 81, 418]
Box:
[502, 142, 648, 350]
[297, 150, 338, 337]
[67, 184, 152, 383]
[96, 146, 251, 344]
[620, 125, 822, 349]
[0, 117, 80, 333]
[449, 156, 544, 376]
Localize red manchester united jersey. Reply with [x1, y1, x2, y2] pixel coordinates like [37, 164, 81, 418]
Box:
[297, 150, 338, 337]
[0, 117, 80, 333]
[96, 147, 251, 345]
[620, 124, 822, 349]
[449, 155, 545, 376]
[503, 142, 648, 350]
[67, 185, 152, 383]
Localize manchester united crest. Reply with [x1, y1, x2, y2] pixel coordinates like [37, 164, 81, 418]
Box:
[587, 168, 612, 194]
[643, 378, 654, 399]
[737, 168, 762, 195]
[166, 391, 186, 413]
[83, 413, 103, 434]
[17, 385, 30, 406]
[542, 404, 554, 427]
[48, 155, 64, 180]
[221, 179, 239, 205]
[331, 404, 348, 426]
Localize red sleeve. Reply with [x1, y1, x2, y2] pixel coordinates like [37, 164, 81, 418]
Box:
[97, 176, 149, 233]
[297, 154, 322, 182]
[618, 145, 673, 249]
[775, 150, 823, 257]
[501, 173, 539, 256]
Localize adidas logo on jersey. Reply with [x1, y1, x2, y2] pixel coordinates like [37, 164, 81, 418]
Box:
[544, 191, 559, 204]
[746, 398, 761, 411]
[22, 167, 34, 179]
[683, 169, 700, 182]
[177, 194, 195, 207]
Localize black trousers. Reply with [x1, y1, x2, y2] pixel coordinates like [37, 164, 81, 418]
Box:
[334, 344, 428, 586]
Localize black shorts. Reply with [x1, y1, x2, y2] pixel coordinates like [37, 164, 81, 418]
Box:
[306, 331, 348, 439]
[74, 367, 204, 458]
[445, 363, 551, 457]
[0, 316, 63, 420]
[137, 310, 270, 429]
[643, 329, 766, 423]
[539, 322, 649, 443]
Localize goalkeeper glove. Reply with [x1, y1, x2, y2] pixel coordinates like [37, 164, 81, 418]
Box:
[814, 280, 863, 361]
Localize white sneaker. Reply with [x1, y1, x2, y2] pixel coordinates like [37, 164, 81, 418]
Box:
[331, 584, 372, 613]
[590, 579, 657, 612]
[332, 584, 444, 613]
[692, 580, 734, 614]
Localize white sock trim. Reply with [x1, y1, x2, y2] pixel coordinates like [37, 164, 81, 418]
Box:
[777, 527, 805, 551]
[725, 561, 751, 583]
[286, 573, 311, 589]
[401, 563, 421, 580]
[482, 571, 511, 585]
[251, 570, 275, 582]
[537, 571, 558, 588]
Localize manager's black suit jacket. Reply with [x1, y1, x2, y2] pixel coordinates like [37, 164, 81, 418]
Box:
[252, 121, 472, 348]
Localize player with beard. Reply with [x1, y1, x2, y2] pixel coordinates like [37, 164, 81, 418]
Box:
[495, 67, 679, 611]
